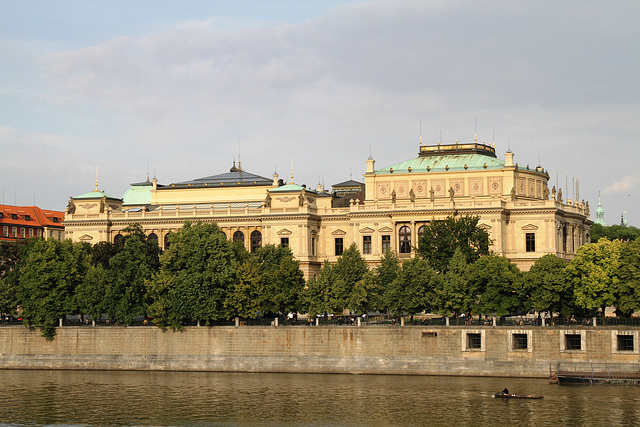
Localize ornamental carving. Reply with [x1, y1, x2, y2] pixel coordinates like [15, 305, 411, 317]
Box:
[377, 182, 390, 198]
[395, 181, 408, 198]
[536, 181, 543, 199]
[413, 180, 427, 197]
[276, 196, 296, 202]
[517, 177, 526, 195]
[469, 178, 483, 196]
[432, 179, 446, 196]
[488, 177, 502, 194]
[450, 179, 464, 195]
[528, 179, 536, 197]
[78, 203, 97, 209]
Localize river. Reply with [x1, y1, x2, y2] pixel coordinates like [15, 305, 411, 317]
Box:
[0, 370, 639, 426]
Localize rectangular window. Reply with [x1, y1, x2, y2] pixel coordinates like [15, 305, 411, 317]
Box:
[11, 214, 17, 220]
[28, 228, 34, 238]
[20, 228, 25, 238]
[526, 233, 536, 252]
[617, 335, 634, 352]
[512, 333, 528, 350]
[1, 226, 5, 236]
[382, 235, 391, 254]
[280, 237, 289, 248]
[565, 334, 582, 350]
[25, 215, 31, 221]
[362, 235, 371, 254]
[12, 227, 17, 237]
[335, 238, 344, 256]
[467, 333, 482, 349]
[311, 237, 316, 256]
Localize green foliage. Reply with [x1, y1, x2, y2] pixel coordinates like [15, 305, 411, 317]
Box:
[435, 247, 472, 316]
[469, 255, 523, 317]
[74, 264, 108, 322]
[566, 238, 623, 319]
[416, 215, 491, 272]
[89, 241, 121, 268]
[591, 223, 640, 243]
[252, 244, 305, 315]
[103, 227, 160, 324]
[0, 240, 31, 315]
[301, 261, 335, 316]
[150, 221, 239, 327]
[385, 257, 439, 316]
[613, 239, 640, 316]
[523, 254, 573, 317]
[17, 239, 91, 339]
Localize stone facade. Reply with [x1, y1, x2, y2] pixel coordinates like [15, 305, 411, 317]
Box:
[63, 142, 591, 276]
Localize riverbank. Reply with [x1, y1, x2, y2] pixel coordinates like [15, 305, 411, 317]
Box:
[1, 326, 638, 377]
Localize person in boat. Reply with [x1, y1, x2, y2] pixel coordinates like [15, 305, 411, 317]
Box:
[500, 388, 509, 395]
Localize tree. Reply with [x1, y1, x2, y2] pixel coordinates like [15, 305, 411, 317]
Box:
[331, 243, 369, 314]
[384, 257, 439, 317]
[435, 247, 472, 316]
[225, 258, 261, 319]
[524, 254, 573, 318]
[613, 239, 640, 316]
[103, 225, 160, 324]
[301, 261, 335, 316]
[18, 239, 91, 339]
[252, 244, 305, 315]
[416, 215, 491, 273]
[566, 238, 623, 320]
[89, 241, 121, 269]
[0, 240, 31, 316]
[591, 223, 640, 243]
[149, 221, 239, 328]
[74, 264, 108, 322]
[469, 255, 523, 318]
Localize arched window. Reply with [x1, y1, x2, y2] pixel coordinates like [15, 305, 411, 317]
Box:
[114, 233, 124, 248]
[148, 233, 158, 245]
[233, 231, 245, 247]
[399, 225, 411, 254]
[417, 225, 426, 248]
[251, 230, 262, 253]
[164, 233, 171, 250]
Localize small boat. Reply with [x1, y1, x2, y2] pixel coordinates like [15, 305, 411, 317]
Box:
[492, 392, 543, 399]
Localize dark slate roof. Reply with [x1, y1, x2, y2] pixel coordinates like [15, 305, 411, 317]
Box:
[163, 169, 273, 189]
[332, 179, 364, 188]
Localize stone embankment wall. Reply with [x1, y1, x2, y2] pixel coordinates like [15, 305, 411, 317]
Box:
[0, 326, 638, 377]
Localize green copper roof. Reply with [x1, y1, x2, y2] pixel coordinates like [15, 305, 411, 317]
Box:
[270, 183, 316, 193]
[376, 153, 505, 174]
[122, 181, 153, 206]
[73, 190, 120, 200]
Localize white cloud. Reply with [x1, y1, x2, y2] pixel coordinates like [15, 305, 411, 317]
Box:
[1, 0, 638, 222]
[604, 174, 640, 196]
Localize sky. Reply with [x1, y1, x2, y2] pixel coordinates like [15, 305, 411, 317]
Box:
[1, 0, 638, 226]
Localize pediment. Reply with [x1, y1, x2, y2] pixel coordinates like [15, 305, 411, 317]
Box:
[78, 234, 93, 242]
[359, 227, 375, 234]
[521, 224, 539, 231]
[478, 223, 492, 230]
[378, 226, 393, 233]
[277, 228, 292, 236]
[331, 229, 347, 236]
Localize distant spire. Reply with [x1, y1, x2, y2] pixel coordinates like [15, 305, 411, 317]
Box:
[290, 157, 294, 184]
[474, 116, 477, 142]
[95, 166, 99, 191]
[419, 120, 423, 146]
[595, 191, 606, 225]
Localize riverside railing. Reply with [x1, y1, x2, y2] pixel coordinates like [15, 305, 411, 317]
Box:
[5, 314, 640, 328]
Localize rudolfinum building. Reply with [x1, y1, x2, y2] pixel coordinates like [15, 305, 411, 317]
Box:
[63, 140, 591, 278]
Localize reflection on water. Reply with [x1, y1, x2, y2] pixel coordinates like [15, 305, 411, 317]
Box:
[1, 369, 639, 426]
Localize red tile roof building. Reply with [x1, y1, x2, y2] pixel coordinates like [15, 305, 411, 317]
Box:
[0, 204, 65, 242]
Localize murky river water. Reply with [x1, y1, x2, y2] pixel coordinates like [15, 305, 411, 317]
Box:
[0, 370, 639, 426]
